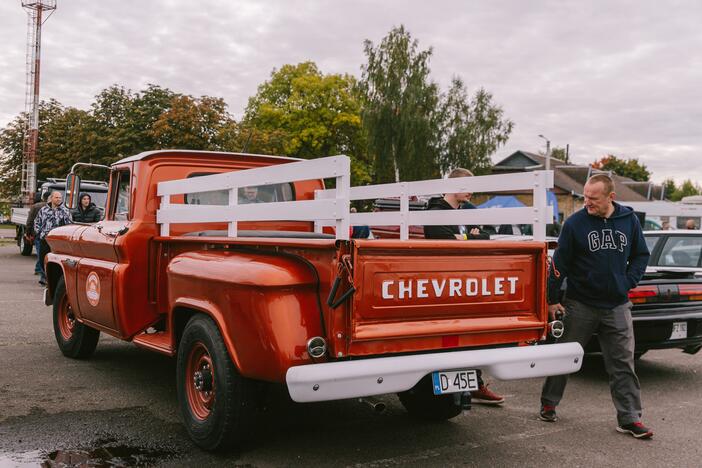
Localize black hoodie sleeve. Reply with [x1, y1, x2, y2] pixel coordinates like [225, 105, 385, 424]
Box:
[626, 215, 650, 289]
[424, 224, 459, 239]
[547, 220, 574, 305]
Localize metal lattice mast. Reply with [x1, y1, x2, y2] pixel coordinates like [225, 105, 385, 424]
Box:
[20, 1, 56, 205]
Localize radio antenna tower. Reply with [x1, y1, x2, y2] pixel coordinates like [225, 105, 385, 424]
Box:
[20, 0, 57, 205]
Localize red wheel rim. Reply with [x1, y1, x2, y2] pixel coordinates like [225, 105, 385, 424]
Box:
[57, 294, 76, 341]
[185, 342, 215, 420]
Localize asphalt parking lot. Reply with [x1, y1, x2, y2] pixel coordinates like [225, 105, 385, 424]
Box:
[0, 244, 701, 467]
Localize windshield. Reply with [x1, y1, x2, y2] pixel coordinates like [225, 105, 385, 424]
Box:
[84, 191, 108, 210]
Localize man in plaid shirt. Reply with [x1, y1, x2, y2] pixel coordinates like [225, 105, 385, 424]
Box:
[34, 191, 71, 285]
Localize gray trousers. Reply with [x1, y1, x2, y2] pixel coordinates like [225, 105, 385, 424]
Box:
[541, 298, 642, 426]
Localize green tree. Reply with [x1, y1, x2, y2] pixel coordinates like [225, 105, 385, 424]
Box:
[0, 99, 73, 199]
[663, 179, 700, 202]
[549, 146, 569, 163]
[591, 155, 650, 182]
[438, 77, 514, 175]
[151, 95, 232, 150]
[243, 61, 370, 185]
[0, 84, 238, 200]
[360, 25, 441, 183]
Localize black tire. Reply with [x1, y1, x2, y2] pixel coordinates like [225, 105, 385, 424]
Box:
[19, 226, 33, 256]
[398, 375, 463, 421]
[53, 276, 100, 359]
[176, 315, 255, 451]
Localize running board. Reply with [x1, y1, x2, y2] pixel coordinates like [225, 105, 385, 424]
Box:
[132, 331, 174, 356]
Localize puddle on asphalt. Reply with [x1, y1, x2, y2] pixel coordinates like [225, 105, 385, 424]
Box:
[0, 444, 175, 467]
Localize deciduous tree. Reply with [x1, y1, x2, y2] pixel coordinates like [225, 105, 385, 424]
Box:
[439, 78, 513, 175]
[244, 61, 370, 185]
[591, 155, 650, 182]
[360, 25, 441, 183]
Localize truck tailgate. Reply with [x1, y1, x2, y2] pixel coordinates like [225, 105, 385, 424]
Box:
[346, 239, 548, 356]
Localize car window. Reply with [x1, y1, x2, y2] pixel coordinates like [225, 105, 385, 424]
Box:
[657, 236, 702, 267]
[644, 235, 660, 254]
[183, 172, 295, 206]
[88, 191, 108, 210]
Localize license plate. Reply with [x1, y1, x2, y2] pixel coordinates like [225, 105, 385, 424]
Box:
[432, 369, 479, 395]
[670, 322, 687, 340]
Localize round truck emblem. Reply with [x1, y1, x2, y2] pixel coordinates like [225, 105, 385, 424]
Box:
[86, 272, 101, 307]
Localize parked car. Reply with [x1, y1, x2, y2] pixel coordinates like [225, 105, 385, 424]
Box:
[585, 230, 702, 358]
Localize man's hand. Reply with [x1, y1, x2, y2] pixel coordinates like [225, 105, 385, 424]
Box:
[548, 303, 565, 321]
[469, 227, 480, 236]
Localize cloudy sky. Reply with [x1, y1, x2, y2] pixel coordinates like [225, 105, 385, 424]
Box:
[1, 0, 700, 184]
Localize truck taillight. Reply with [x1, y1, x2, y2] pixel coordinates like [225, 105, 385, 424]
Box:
[628, 285, 658, 304]
[679, 285, 702, 301]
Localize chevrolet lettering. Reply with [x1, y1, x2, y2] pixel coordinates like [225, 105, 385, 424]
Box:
[381, 276, 519, 300]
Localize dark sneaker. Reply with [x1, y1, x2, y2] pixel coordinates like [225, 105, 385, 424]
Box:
[616, 422, 653, 439]
[539, 405, 558, 422]
[38, 278, 47, 286]
[471, 384, 505, 405]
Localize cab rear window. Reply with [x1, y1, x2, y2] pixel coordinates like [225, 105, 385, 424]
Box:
[183, 172, 295, 205]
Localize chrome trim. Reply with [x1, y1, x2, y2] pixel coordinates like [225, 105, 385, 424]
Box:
[633, 312, 702, 322]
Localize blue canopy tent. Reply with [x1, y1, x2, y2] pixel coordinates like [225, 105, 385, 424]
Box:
[477, 193, 560, 222]
[477, 195, 526, 209]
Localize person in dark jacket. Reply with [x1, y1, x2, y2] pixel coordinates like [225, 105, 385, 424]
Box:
[423, 167, 504, 405]
[539, 174, 653, 439]
[71, 193, 102, 223]
[27, 191, 50, 275]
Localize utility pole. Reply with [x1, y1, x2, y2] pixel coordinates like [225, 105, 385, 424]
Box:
[20, 1, 57, 206]
[538, 134, 551, 171]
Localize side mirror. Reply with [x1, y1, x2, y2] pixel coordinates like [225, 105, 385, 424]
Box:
[65, 173, 82, 209]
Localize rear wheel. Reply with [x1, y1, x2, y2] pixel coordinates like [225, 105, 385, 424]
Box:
[177, 315, 255, 451]
[398, 375, 463, 421]
[18, 226, 32, 256]
[53, 277, 100, 358]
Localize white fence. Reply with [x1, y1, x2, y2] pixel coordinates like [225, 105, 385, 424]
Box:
[315, 169, 554, 241]
[157, 155, 351, 238]
[624, 201, 702, 228]
[156, 155, 554, 241]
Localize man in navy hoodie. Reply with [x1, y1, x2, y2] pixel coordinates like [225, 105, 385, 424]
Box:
[539, 174, 653, 439]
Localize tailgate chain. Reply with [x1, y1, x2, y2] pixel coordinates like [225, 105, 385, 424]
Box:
[327, 254, 356, 309]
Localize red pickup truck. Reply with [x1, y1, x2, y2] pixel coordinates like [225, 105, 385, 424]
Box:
[44, 150, 582, 450]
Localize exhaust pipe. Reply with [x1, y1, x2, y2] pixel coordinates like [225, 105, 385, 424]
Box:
[358, 396, 386, 414]
[549, 320, 564, 339]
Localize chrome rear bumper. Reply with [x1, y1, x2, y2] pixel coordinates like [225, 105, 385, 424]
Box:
[286, 342, 583, 403]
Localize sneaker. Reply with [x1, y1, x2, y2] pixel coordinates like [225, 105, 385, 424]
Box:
[38, 278, 46, 286]
[539, 405, 558, 422]
[616, 422, 653, 439]
[471, 384, 505, 405]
